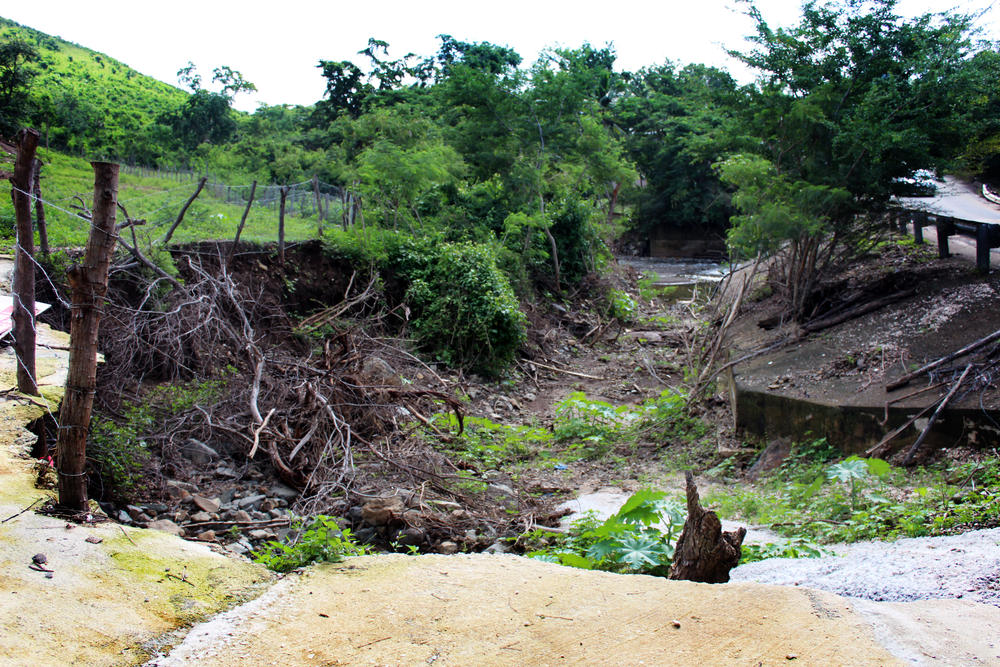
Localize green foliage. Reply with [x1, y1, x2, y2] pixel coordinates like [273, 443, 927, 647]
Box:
[716, 154, 850, 260]
[739, 538, 828, 565]
[526, 489, 685, 577]
[433, 414, 552, 468]
[706, 444, 1000, 544]
[391, 237, 527, 374]
[253, 515, 368, 572]
[606, 289, 637, 324]
[88, 373, 232, 499]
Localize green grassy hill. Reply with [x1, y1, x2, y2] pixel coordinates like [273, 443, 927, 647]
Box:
[1, 16, 187, 161]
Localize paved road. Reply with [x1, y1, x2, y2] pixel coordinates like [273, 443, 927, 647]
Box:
[898, 176, 1000, 224]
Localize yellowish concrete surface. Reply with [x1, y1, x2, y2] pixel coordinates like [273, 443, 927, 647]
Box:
[155, 554, 901, 666]
[0, 324, 273, 666]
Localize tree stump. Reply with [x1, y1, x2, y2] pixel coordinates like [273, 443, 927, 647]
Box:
[669, 471, 746, 583]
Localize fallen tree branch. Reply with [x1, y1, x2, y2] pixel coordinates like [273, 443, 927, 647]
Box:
[887, 327, 1000, 391]
[530, 360, 604, 381]
[901, 363, 974, 466]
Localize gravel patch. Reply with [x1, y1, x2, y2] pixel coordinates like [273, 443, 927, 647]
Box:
[732, 528, 1000, 607]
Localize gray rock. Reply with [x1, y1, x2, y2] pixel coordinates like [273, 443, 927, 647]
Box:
[196, 530, 217, 542]
[142, 503, 169, 514]
[237, 494, 266, 510]
[438, 541, 459, 555]
[215, 466, 238, 478]
[117, 510, 133, 525]
[233, 510, 252, 522]
[269, 483, 299, 501]
[360, 356, 402, 386]
[125, 505, 145, 522]
[484, 541, 511, 554]
[746, 438, 792, 481]
[248, 529, 273, 541]
[268, 509, 284, 519]
[191, 495, 221, 514]
[146, 519, 184, 537]
[361, 496, 405, 526]
[189, 511, 213, 523]
[220, 487, 239, 505]
[181, 438, 219, 465]
[396, 527, 426, 547]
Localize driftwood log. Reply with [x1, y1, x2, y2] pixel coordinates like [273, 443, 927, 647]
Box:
[669, 471, 746, 583]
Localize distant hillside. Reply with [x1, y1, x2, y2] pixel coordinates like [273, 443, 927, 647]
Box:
[0, 16, 188, 161]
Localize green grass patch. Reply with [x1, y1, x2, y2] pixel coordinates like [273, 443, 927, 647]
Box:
[705, 440, 1000, 543]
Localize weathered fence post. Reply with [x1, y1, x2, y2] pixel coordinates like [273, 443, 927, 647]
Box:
[159, 176, 207, 245]
[228, 180, 257, 266]
[57, 162, 120, 511]
[278, 185, 288, 266]
[10, 128, 40, 396]
[31, 158, 49, 256]
[312, 176, 323, 237]
[896, 210, 907, 234]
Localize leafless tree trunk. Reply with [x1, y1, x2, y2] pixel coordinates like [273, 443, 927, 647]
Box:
[160, 176, 207, 245]
[10, 128, 40, 396]
[57, 162, 120, 511]
[31, 158, 49, 256]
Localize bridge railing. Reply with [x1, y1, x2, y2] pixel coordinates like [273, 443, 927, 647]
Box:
[889, 208, 1000, 273]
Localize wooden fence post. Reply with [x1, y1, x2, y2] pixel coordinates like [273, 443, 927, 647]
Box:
[312, 176, 323, 237]
[57, 161, 120, 511]
[228, 180, 257, 266]
[10, 128, 40, 396]
[278, 185, 288, 266]
[31, 158, 49, 256]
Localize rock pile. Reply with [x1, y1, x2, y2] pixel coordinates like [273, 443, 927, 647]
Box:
[111, 475, 302, 556]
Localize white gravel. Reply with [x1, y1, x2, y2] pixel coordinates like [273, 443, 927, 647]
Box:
[732, 527, 1000, 607]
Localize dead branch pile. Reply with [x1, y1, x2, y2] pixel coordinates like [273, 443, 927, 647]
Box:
[52, 240, 551, 544]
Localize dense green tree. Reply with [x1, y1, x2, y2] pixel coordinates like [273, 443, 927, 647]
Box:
[732, 0, 980, 203]
[0, 37, 38, 137]
[161, 63, 256, 150]
[616, 63, 746, 234]
[722, 0, 987, 317]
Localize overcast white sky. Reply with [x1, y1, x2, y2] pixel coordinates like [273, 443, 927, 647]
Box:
[4, 1, 999, 111]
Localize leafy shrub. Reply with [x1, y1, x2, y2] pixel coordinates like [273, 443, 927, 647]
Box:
[739, 538, 827, 564]
[390, 238, 526, 374]
[606, 288, 637, 324]
[253, 515, 368, 572]
[325, 231, 527, 375]
[526, 489, 685, 577]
